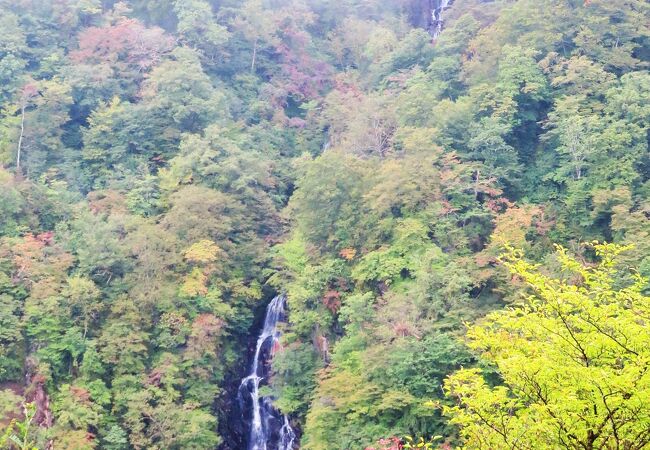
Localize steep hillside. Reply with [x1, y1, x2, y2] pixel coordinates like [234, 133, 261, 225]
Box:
[0, 1, 648, 449]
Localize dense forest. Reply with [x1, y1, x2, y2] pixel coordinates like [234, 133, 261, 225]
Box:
[0, 0, 649, 449]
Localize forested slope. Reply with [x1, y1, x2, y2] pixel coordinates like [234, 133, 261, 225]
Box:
[0, 0, 648, 449]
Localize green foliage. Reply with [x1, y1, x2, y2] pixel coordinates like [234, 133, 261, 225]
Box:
[271, 341, 322, 416]
[173, 0, 230, 63]
[1, 402, 39, 450]
[289, 151, 378, 250]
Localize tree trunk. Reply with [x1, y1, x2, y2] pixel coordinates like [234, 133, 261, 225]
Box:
[16, 103, 26, 174]
[251, 38, 258, 73]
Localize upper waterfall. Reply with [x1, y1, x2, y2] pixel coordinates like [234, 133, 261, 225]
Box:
[431, 0, 453, 38]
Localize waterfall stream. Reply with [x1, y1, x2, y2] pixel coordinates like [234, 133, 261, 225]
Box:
[239, 295, 296, 450]
[431, 0, 453, 38]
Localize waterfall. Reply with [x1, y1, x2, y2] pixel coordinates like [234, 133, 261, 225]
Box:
[239, 295, 296, 450]
[431, 0, 453, 38]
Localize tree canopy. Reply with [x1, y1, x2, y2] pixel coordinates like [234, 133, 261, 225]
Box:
[0, 0, 648, 449]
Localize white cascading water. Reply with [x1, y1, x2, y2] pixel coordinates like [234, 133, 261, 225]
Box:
[239, 295, 296, 450]
[432, 0, 452, 38]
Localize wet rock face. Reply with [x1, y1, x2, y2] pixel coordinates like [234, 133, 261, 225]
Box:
[217, 389, 248, 450]
[25, 356, 52, 428]
[404, 0, 434, 31]
[404, 0, 454, 37]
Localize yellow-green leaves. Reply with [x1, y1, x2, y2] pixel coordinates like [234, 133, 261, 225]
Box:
[445, 243, 650, 449]
[403, 435, 441, 449]
[184, 239, 222, 265]
[180, 240, 223, 298]
[180, 267, 209, 298]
